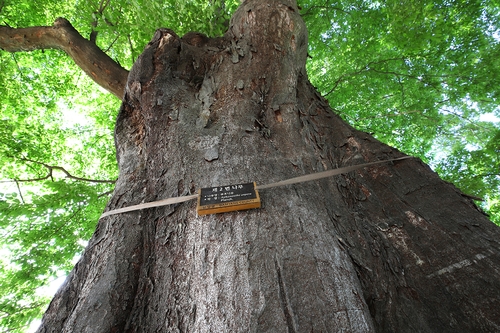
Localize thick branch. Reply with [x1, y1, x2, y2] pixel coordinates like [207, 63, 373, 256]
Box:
[0, 17, 129, 99]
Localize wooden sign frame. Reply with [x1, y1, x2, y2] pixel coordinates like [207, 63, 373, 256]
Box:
[197, 182, 261, 216]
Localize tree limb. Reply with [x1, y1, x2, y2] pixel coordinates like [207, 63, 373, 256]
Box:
[14, 179, 26, 204]
[0, 17, 129, 99]
[0, 157, 117, 184]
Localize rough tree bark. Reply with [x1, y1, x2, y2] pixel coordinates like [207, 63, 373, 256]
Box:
[35, 0, 500, 332]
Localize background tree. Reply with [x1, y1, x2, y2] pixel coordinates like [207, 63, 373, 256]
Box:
[0, 0, 499, 331]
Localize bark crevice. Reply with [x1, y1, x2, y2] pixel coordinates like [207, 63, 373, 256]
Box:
[275, 257, 298, 333]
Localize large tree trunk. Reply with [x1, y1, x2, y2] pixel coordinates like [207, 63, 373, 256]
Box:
[37, 1, 500, 332]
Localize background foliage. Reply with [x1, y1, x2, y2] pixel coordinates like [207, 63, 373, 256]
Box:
[0, 0, 498, 331]
[302, 0, 500, 222]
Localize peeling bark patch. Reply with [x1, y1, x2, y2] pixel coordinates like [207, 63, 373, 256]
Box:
[275, 110, 283, 123]
[405, 211, 429, 230]
[347, 137, 361, 150]
[196, 77, 215, 128]
[426, 253, 488, 279]
[158, 33, 175, 49]
[188, 136, 220, 150]
[236, 79, 244, 90]
[368, 166, 392, 179]
[386, 226, 425, 266]
[204, 147, 219, 162]
[188, 136, 221, 162]
[360, 185, 371, 199]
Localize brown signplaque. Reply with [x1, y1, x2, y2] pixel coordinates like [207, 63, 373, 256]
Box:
[196, 182, 261, 216]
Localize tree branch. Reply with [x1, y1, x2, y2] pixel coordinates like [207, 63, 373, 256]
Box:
[0, 157, 116, 184]
[98, 189, 114, 198]
[14, 179, 25, 204]
[0, 17, 129, 99]
[301, 5, 352, 17]
[323, 56, 445, 97]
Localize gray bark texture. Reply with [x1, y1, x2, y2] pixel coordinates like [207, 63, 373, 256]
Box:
[37, 0, 500, 332]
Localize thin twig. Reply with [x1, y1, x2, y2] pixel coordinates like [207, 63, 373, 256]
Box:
[14, 179, 25, 203]
[99, 0, 111, 12]
[103, 34, 120, 53]
[301, 5, 352, 17]
[98, 189, 114, 198]
[128, 34, 135, 64]
[1, 157, 116, 184]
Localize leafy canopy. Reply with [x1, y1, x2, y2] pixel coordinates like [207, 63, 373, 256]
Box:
[303, 0, 500, 220]
[0, 0, 499, 331]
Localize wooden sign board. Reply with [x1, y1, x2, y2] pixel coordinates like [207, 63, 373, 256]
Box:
[197, 182, 261, 216]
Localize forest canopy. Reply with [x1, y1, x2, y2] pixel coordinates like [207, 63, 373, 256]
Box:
[1, 0, 499, 331]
